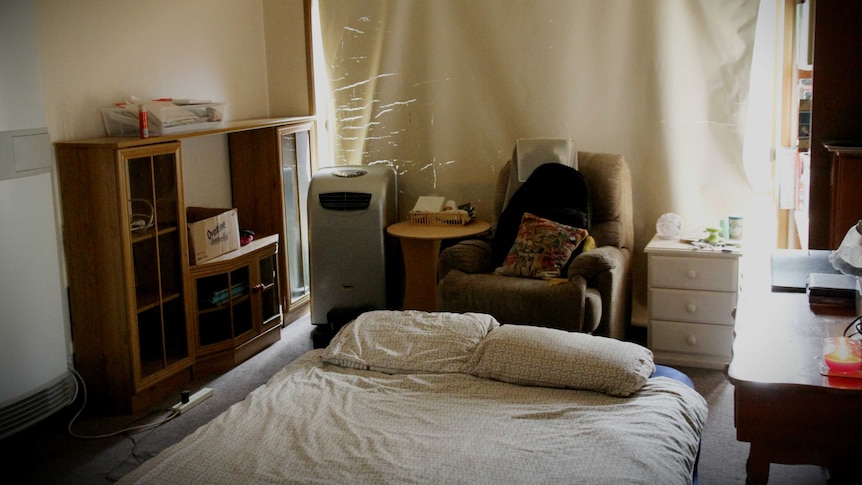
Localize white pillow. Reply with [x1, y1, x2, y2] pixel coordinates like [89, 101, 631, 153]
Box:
[464, 325, 655, 397]
[321, 310, 500, 374]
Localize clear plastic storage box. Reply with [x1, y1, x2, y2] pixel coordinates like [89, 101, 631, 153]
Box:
[101, 102, 226, 136]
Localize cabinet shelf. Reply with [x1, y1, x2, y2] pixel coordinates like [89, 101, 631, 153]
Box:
[135, 290, 182, 313]
[131, 224, 178, 243]
[139, 355, 190, 383]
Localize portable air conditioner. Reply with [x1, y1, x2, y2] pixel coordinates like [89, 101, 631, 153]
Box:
[308, 165, 399, 327]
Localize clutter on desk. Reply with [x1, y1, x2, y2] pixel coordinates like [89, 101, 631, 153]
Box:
[829, 220, 862, 277]
[822, 220, 862, 311]
[770, 249, 839, 293]
[807, 272, 857, 307]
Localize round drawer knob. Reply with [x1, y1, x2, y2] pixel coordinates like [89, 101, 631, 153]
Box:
[686, 303, 697, 314]
[686, 270, 698, 280]
[686, 335, 697, 346]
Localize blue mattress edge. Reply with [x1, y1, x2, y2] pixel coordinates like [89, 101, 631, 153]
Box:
[650, 364, 695, 389]
[649, 364, 700, 484]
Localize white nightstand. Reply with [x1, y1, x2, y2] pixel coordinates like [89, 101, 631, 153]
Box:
[645, 234, 742, 369]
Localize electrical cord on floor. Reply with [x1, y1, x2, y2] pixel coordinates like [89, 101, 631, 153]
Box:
[66, 366, 179, 439]
[104, 416, 170, 482]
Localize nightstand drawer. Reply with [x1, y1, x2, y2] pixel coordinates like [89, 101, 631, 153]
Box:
[650, 320, 733, 358]
[649, 288, 737, 325]
[649, 255, 739, 292]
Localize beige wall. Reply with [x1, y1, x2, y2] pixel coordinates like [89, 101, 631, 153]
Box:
[318, 1, 762, 327]
[263, 0, 312, 116]
[34, 0, 310, 205]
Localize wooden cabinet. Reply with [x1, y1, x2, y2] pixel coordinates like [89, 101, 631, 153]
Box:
[56, 140, 193, 412]
[55, 117, 314, 412]
[645, 235, 742, 369]
[824, 144, 862, 248]
[190, 235, 282, 375]
[229, 121, 314, 323]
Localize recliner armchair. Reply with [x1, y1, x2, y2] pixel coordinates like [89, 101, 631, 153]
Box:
[436, 151, 633, 339]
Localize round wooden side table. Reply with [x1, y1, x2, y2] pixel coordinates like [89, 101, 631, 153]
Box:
[386, 220, 491, 312]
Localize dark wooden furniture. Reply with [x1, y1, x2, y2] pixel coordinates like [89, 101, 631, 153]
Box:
[726, 289, 862, 484]
[808, 0, 862, 249]
[824, 144, 862, 248]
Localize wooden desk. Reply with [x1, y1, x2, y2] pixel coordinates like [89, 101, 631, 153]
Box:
[387, 220, 490, 312]
[726, 290, 862, 484]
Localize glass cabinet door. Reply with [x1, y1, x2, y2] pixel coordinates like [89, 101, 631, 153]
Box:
[281, 127, 311, 307]
[124, 145, 190, 386]
[230, 266, 253, 337]
[196, 272, 232, 347]
[258, 251, 281, 328]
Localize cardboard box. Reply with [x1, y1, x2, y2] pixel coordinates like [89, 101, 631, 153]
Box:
[187, 207, 240, 265]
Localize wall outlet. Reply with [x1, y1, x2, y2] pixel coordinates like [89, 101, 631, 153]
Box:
[171, 387, 213, 415]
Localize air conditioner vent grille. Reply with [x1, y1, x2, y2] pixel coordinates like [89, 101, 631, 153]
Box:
[319, 192, 372, 211]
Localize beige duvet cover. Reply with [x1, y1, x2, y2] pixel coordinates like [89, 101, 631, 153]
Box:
[120, 349, 706, 484]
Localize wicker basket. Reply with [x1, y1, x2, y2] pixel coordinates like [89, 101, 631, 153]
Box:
[409, 211, 472, 226]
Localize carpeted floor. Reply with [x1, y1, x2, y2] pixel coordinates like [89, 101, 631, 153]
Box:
[1, 313, 830, 484]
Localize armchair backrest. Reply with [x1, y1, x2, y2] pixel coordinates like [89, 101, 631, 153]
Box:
[492, 151, 633, 251]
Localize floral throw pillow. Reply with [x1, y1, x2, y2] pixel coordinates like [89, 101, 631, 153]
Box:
[495, 212, 588, 278]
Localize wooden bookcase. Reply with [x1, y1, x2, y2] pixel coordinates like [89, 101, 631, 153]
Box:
[56, 141, 193, 412]
[55, 117, 313, 412]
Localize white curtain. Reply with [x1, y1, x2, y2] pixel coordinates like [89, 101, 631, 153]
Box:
[316, 0, 761, 320]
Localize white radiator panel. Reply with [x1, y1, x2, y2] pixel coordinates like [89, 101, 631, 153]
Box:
[0, 0, 74, 438]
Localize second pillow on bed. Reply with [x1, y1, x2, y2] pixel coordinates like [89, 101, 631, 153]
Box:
[464, 325, 655, 397]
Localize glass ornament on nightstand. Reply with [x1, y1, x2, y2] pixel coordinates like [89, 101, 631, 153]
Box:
[656, 212, 683, 240]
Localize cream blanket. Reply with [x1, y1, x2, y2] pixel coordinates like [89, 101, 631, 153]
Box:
[120, 350, 706, 484]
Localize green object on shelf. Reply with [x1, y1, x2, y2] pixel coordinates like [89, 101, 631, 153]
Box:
[706, 228, 721, 245]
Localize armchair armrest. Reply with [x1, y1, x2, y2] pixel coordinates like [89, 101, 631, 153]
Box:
[438, 239, 493, 280]
[566, 246, 621, 280]
[567, 245, 631, 340]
